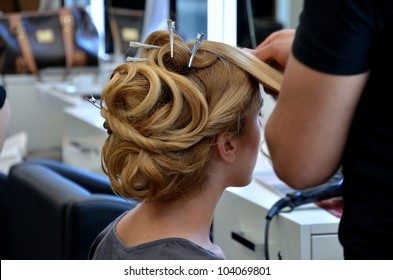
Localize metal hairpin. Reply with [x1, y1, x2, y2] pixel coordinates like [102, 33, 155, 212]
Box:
[85, 94, 101, 109]
[129, 42, 161, 49]
[188, 33, 206, 67]
[126, 57, 148, 63]
[167, 20, 175, 58]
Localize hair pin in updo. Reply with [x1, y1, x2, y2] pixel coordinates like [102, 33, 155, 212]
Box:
[127, 42, 161, 63]
[85, 94, 101, 109]
[129, 41, 161, 49]
[126, 57, 148, 63]
[167, 19, 175, 58]
[188, 33, 206, 67]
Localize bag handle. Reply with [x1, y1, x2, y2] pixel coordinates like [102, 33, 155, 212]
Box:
[58, 8, 74, 77]
[9, 14, 39, 78]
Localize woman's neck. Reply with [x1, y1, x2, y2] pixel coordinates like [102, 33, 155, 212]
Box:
[117, 182, 225, 250]
[140, 185, 223, 238]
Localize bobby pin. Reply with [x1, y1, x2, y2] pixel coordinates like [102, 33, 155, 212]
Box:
[126, 57, 148, 62]
[129, 42, 161, 49]
[167, 20, 175, 58]
[85, 94, 101, 109]
[188, 33, 206, 67]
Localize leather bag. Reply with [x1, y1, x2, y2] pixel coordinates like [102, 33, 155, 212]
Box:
[0, 7, 99, 77]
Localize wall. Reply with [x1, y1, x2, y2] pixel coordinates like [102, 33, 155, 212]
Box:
[3, 75, 64, 153]
[275, 0, 304, 28]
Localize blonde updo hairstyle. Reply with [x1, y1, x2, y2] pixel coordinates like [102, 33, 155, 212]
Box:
[101, 30, 282, 202]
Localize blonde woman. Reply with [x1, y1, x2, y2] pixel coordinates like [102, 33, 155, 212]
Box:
[89, 30, 282, 260]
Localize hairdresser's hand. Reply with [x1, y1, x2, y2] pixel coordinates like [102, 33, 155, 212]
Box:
[247, 29, 295, 71]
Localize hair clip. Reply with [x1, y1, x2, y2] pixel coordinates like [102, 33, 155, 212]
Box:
[167, 20, 175, 58]
[126, 57, 148, 62]
[85, 94, 101, 109]
[129, 42, 161, 49]
[188, 33, 206, 67]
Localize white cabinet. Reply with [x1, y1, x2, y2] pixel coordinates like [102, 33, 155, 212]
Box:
[213, 158, 343, 260]
[62, 106, 107, 175]
[33, 78, 108, 174]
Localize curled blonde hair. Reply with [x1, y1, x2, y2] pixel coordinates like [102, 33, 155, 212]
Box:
[101, 30, 282, 202]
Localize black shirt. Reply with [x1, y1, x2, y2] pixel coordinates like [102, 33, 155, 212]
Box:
[293, 0, 393, 259]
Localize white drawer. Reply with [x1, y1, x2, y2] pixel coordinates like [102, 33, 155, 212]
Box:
[311, 234, 343, 260]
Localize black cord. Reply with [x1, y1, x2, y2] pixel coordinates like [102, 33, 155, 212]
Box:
[263, 174, 343, 260]
[264, 197, 292, 260]
[264, 216, 271, 260]
[245, 0, 257, 48]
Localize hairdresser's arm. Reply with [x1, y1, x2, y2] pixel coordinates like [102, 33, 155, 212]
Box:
[265, 54, 368, 189]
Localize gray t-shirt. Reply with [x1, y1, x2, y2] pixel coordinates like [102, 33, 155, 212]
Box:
[89, 212, 223, 260]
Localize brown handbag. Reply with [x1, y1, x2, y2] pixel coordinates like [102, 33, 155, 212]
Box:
[0, 6, 99, 78]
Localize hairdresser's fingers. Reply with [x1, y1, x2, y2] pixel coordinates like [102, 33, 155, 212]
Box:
[246, 29, 296, 70]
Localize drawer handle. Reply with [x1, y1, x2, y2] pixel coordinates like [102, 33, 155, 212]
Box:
[231, 231, 263, 252]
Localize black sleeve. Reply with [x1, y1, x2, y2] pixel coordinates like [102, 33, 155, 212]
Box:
[293, 0, 380, 75]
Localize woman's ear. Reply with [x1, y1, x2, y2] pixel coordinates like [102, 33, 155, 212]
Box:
[215, 133, 238, 163]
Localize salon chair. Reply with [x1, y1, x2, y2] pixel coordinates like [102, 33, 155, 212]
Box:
[5, 159, 136, 260]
